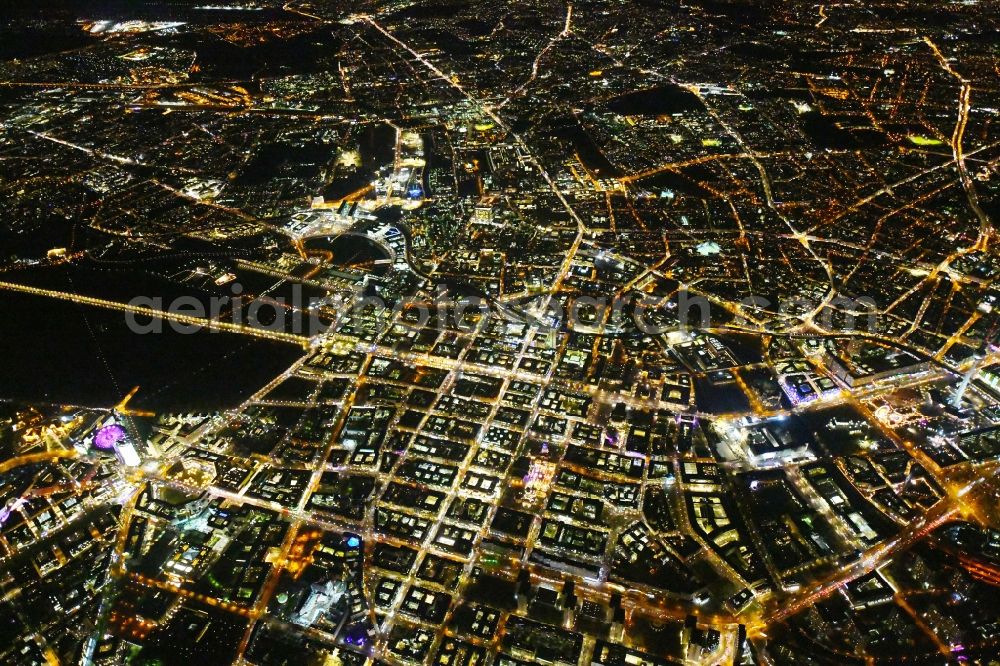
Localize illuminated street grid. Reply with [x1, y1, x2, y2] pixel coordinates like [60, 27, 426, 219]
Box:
[0, 1, 999, 665]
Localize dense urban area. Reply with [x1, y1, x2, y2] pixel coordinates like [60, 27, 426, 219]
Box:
[0, 0, 998, 664]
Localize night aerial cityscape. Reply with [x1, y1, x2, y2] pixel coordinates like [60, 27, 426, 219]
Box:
[0, 0, 999, 664]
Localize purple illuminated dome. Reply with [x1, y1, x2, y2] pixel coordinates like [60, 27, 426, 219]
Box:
[93, 424, 127, 450]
